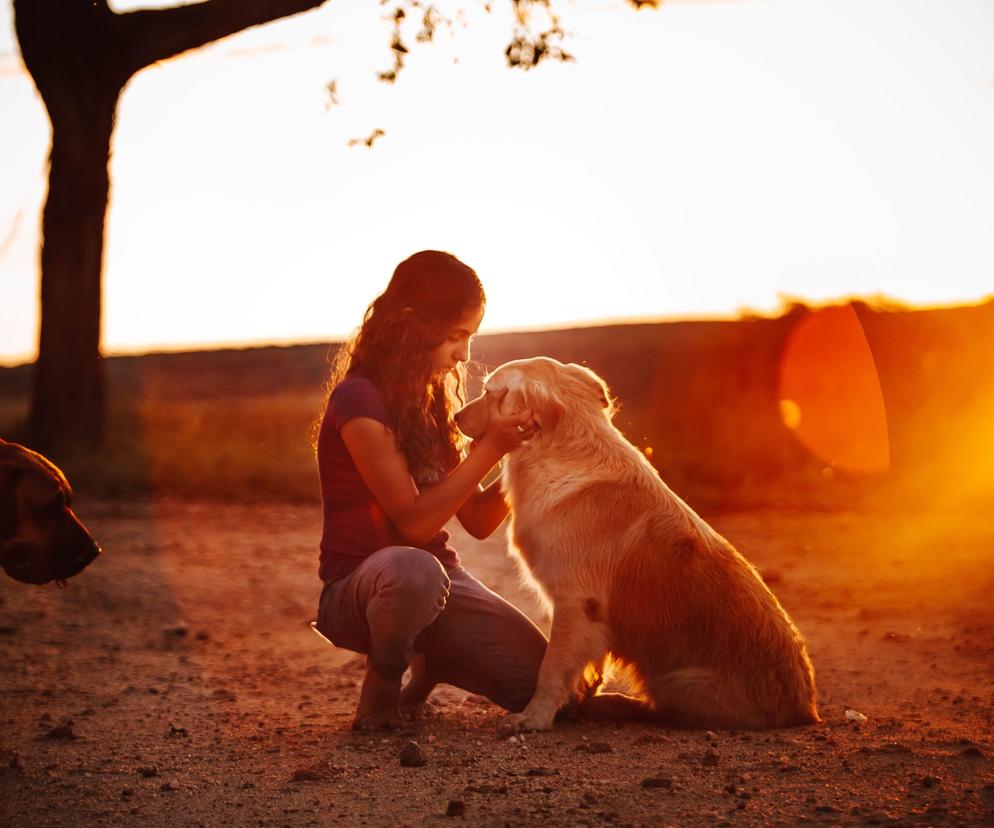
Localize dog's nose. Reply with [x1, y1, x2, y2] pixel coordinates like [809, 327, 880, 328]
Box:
[82, 541, 101, 564]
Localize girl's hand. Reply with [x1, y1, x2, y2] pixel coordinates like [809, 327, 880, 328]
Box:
[476, 389, 538, 457]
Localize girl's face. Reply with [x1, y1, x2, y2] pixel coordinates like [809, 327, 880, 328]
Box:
[429, 304, 484, 375]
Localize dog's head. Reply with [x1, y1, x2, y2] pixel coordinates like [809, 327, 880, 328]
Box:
[0, 440, 101, 586]
[455, 357, 614, 444]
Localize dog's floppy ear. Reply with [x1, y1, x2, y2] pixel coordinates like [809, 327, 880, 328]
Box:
[519, 377, 563, 428]
[567, 363, 613, 411]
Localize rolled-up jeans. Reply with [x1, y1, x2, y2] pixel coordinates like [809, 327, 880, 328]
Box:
[316, 546, 547, 712]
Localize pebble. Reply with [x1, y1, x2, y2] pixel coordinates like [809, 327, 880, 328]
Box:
[399, 741, 427, 767]
[160, 782, 178, 792]
[960, 746, 985, 758]
[137, 766, 158, 778]
[445, 800, 466, 817]
[44, 722, 76, 740]
[702, 748, 719, 767]
[640, 776, 672, 789]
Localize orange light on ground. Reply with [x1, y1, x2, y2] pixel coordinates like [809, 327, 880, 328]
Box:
[777, 304, 890, 475]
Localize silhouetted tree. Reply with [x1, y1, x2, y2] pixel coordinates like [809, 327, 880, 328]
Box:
[14, 0, 330, 454]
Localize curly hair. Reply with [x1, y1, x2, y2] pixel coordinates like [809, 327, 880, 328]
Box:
[322, 251, 486, 486]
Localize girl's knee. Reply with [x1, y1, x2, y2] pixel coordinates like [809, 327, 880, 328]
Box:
[375, 546, 450, 611]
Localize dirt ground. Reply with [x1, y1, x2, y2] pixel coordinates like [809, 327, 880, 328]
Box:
[1, 498, 993, 827]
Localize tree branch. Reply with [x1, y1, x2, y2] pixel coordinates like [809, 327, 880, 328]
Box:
[117, 0, 329, 76]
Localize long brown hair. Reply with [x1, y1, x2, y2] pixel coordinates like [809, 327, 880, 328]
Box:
[322, 251, 485, 485]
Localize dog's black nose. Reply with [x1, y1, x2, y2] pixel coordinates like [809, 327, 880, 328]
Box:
[57, 539, 100, 580]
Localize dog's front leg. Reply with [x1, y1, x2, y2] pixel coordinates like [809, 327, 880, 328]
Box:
[499, 602, 610, 736]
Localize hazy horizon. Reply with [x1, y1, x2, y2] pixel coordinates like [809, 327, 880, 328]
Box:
[4, 290, 993, 369]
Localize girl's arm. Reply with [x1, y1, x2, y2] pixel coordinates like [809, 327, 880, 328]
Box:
[340, 391, 532, 547]
[456, 477, 509, 539]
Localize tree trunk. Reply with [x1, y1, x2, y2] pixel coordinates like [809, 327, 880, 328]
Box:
[29, 89, 119, 454]
[14, 0, 327, 457]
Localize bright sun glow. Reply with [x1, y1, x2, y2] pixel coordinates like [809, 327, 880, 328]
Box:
[1, 0, 993, 365]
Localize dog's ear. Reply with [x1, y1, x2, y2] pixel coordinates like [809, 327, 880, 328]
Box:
[520, 378, 563, 428]
[567, 364, 613, 411]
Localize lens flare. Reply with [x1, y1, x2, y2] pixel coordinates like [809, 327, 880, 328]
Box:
[778, 304, 890, 475]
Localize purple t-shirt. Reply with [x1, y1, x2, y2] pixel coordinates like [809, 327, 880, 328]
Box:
[316, 373, 460, 583]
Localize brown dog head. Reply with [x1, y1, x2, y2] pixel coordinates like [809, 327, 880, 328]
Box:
[0, 439, 100, 586]
[455, 357, 614, 443]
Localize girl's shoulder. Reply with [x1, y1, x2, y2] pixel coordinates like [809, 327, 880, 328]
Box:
[331, 372, 383, 399]
[327, 373, 392, 429]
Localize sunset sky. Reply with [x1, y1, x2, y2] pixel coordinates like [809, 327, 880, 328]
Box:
[1, 0, 993, 366]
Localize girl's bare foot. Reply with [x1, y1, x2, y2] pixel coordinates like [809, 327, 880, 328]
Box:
[352, 661, 402, 731]
[398, 698, 440, 722]
[397, 654, 437, 721]
[351, 709, 404, 731]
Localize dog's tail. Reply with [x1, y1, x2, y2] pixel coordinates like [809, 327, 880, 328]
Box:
[598, 653, 647, 700]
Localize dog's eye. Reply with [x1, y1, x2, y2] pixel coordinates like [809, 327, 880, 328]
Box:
[38, 497, 64, 519]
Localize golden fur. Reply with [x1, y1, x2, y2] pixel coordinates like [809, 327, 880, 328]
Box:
[455, 358, 818, 733]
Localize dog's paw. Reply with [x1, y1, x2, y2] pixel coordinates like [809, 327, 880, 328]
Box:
[498, 713, 526, 738]
[498, 711, 554, 738]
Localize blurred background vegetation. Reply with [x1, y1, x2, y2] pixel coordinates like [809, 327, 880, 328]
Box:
[2, 299, 992, 512]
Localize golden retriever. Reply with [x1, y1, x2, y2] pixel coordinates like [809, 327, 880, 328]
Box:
[454, 358, 818, 734]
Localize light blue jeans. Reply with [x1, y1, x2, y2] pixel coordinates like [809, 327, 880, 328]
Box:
[316, 546, 547, 712]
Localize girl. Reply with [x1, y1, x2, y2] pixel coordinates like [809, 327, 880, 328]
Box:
[314, 250, 547, 730]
